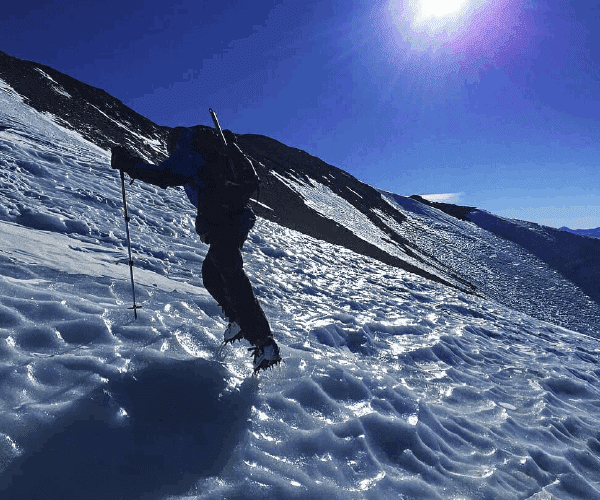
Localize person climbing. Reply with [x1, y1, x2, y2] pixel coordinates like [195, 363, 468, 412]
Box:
[110, 120, 281, 373]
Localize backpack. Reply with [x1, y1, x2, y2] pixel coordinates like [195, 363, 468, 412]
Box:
[189, 127, 260, 215]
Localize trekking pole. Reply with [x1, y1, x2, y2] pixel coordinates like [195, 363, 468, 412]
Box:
[119, 169, 141, 319]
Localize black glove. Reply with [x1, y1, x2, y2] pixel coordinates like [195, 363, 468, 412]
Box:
[111, 146, 143, 173]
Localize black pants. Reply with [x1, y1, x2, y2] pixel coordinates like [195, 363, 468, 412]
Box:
[202, 230, 272, 346]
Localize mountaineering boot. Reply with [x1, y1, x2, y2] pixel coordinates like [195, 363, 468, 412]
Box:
[249, 338, 282, 373]
[223, 322, 244, 344]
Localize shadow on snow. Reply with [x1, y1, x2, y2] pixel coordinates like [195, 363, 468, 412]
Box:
[1, 357, 257, 500]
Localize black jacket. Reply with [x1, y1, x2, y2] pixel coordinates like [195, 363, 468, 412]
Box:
[114, 127, 255, 241]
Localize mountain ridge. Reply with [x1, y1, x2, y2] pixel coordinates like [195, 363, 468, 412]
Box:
[1, 50, 599, 337]
[0, 50, 471, 294]
[560, 226, 600, 239]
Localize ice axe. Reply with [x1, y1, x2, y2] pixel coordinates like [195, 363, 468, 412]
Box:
[209, 107, 228, 147]
[209, 108, 259, 188]
[209, 107, 238, 181]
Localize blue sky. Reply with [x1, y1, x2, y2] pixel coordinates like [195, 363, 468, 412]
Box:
[2, 0, 599, 228]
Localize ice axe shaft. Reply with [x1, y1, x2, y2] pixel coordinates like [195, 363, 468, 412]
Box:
[209, 108, 238, 180]
[209, 108, 227, 147]
[120, 169, 141, 319]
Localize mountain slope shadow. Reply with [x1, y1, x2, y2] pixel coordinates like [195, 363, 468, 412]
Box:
[1, 358, 257, 500]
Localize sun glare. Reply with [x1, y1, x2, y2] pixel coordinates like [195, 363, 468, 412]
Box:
[385, 0, 492, 54]
[419, 0, 468, 20]
[408, 0, 471, 32]
[386, 0, 531, 71]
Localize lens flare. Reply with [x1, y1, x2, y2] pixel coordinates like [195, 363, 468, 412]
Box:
[385, 0, 539, 75]
[417, 0, 469, 22]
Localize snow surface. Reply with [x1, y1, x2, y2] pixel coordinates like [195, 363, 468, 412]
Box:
[1, 78, 600, 499]
[379, 193, 600, 338]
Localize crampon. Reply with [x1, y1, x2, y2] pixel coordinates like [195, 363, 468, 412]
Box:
[249, 340, 282, 374]
[223, 322, 244, 345]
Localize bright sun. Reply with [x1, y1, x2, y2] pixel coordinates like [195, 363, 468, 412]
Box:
[387, 0, 474, 49]
[419, 0, 468, 19]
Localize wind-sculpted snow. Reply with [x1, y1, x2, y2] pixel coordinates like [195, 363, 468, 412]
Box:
[1, 77, 600, 499]
[264, 169, 472, 296]
[1, 216, 600, 499]
[236, 133, 476, 294]
[269, 170, 415, 264]
[380, 192, 600, 339]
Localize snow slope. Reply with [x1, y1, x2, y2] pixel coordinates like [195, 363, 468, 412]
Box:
[3, 50, 597, 338]
[380, 193, 600, 338]
[1, 77, 600, 499]
[561, 226, 600, 240]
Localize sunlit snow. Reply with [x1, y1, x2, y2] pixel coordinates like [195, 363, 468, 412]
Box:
[1, 78, 600, 499]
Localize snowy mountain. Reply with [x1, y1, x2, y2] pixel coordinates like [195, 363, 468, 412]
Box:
[0, 50, 469, 295]
[560, 226, 600, 240]
[399, 195, 600, 337]
[2, 50, 598, 338]
[1, 52, 599, 499]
